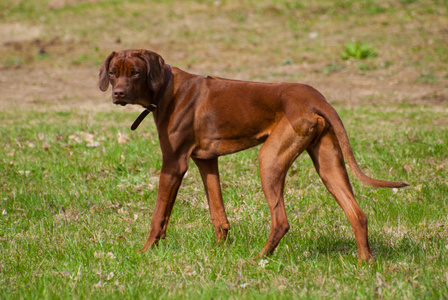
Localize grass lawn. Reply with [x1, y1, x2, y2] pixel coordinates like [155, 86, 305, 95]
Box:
[1, 0, 447, 299]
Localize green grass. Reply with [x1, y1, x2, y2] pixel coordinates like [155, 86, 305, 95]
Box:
[1, 104, 447, 299]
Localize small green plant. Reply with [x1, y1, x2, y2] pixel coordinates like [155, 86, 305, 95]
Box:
[71, 53, 93, 66]
[36, 53, 51, 60]
[341, 41, 378, 60]
[417, 73, 438, 84]
[322, 63, 343, 75]
[4, 56, 25, 68]
[358, 63, 372, 71]
[279, 58, 294, 65]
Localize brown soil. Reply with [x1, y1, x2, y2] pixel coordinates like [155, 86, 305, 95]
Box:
[0, 21, 446, 113]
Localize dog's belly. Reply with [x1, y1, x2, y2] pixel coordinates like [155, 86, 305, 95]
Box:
[192, 130, 269, 159]
[192, 108, 274, 159]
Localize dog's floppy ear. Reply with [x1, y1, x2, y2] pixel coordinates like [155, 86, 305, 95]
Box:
[98, 51, 116, 92]
[138, 49, 166, 92]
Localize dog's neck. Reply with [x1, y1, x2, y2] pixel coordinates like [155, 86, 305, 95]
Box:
[150, 65, 172, 110]
[131, 65, 172, 130]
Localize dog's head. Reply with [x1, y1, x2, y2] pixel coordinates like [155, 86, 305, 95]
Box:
[98, 49, 167, 107]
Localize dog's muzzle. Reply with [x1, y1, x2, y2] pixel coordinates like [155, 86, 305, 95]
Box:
[113, 100, 127, 106]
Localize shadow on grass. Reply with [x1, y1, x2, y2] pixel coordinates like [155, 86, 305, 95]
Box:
[284, 233, 423, 262]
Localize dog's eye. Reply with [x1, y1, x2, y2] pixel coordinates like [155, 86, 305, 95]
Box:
[131, 70, 140, 77]
[109, 71, 115, 76]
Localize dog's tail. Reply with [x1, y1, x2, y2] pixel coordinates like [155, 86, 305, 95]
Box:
[312, 97, 408, 189]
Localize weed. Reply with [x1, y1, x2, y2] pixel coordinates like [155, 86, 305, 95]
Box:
[417, 73, 438, 84]
[72, 53, 93, 66]
[279, 58, 294, 65]
[323, 63, 343, 75]
[358, 63, 377, 72]
[3, 56, 25, 68]
[36, 53, 51, 60]
[341, 41, 378, 60]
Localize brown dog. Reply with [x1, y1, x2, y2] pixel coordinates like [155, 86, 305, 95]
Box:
[99, 49, 408, 262]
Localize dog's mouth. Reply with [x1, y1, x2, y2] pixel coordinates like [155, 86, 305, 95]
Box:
[113, 100, 128, 106]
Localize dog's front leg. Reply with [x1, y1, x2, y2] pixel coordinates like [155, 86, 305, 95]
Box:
[140, 158, 188, 252]
[193, 157, 231, 244]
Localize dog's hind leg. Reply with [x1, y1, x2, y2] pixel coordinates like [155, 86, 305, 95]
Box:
[257, 115, 319, 257]
[193, 157, 231, 244]
[307, 126, 374, 263]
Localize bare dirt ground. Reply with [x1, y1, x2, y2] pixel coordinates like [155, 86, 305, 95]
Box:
[1, 3, 447, 114]
[2, 59, 445, 113]
[2, 63, 446, 113]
